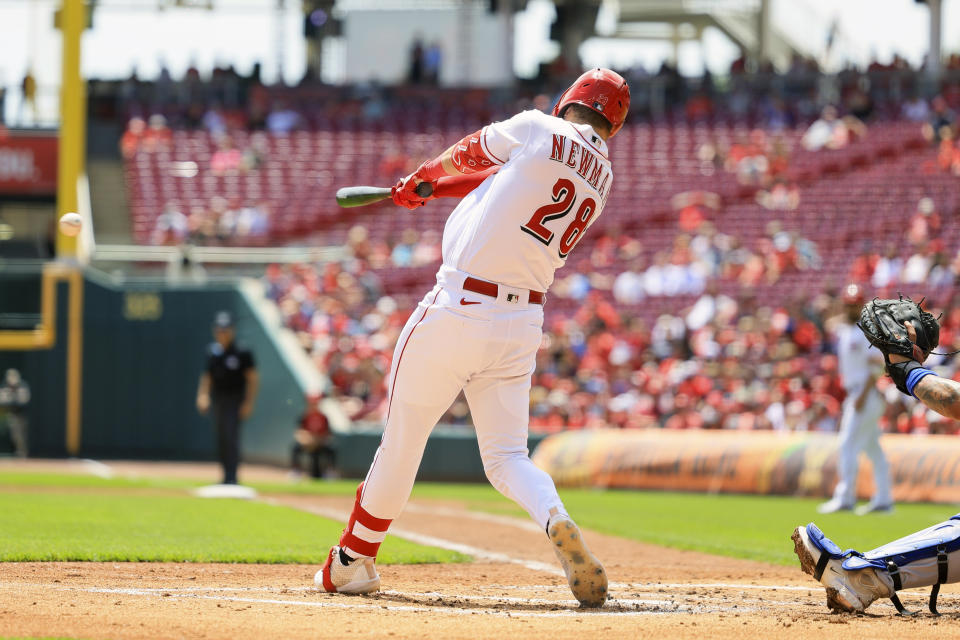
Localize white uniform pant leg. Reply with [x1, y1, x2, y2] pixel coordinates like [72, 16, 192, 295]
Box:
[465, 315, 565, 530]
[858, 391, 892, 505]
[832, 399, 861, 506]
[360, 291, 468, 520]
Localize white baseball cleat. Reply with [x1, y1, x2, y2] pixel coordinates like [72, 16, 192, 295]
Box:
[315, 546, 380, 594]
[854, 501, 894, 516]
[792, 525, 891, 613]
[547, 515, 608, 608]
[816, 498, 854, 514]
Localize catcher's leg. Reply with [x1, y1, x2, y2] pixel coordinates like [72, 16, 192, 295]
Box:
[792, 523, 893, 613]
[794, 515, 960, 614]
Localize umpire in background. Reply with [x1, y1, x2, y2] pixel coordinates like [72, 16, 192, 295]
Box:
[195, 311, 258, 485]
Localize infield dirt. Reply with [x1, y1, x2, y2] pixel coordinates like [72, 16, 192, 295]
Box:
[3, 488, 960, 639]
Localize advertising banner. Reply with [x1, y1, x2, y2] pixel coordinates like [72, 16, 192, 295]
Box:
[532, 429, 960, 503]
[0, 132, 58, 196]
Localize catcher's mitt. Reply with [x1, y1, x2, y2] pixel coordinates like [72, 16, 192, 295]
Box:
[858, 296, 940, 395]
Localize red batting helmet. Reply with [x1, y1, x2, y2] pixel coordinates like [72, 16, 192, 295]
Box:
[842, 283, 865, 305]
[552, 68, 631, 137]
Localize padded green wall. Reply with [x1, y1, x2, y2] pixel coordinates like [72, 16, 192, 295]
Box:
[0, 270, 540, 481]
[1, 273, 305, 464]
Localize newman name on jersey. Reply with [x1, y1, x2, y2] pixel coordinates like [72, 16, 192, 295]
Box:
[442, 109, 614, 293]
[547, 132, 611, 200]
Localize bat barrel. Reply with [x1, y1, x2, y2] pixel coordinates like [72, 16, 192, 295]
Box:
[336, 186, 392, 208]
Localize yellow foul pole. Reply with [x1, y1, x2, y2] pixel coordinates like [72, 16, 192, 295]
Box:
[56, 0, 86, 259]
[56, 0, 86, 455]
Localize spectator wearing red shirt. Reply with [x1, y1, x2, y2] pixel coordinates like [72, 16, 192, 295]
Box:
[291, 393, 335, 479]
[907, 197, 941, 246]
[210, 136, 243, 176]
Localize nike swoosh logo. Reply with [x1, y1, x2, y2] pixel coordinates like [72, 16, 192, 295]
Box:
[460, 298, 481, 306]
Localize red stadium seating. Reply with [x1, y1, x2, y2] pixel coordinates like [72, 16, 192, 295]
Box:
[125, 119, 940, 315]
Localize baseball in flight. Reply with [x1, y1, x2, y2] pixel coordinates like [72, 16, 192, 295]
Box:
[59, 212, 82, 237]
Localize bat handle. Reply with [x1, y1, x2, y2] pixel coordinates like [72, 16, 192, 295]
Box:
[415, 182, 434, 198]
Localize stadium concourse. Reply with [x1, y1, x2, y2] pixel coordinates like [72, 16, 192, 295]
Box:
[111, 64, 960, 438]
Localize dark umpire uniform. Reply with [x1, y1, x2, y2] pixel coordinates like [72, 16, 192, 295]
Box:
[197, 311, 258, 485]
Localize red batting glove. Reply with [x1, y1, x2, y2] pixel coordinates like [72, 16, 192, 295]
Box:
[391, 175, 433, 209]
[391, 157, 447, 209]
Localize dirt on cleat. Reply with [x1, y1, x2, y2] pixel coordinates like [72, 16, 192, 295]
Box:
[548, 517, 608, 608]
[791, 528, 817, 578]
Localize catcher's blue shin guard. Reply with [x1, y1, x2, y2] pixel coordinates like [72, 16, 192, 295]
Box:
[843, 515, 960, 614]
[806, 516, 960, 615]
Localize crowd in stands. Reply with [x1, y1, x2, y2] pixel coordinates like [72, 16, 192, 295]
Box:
[108, 51, 960, 437]
[89, 47, 960, 135]
[848, 197, 958, 290]
[263, 219, 960, 438]
[558, 221, 821, 305]
[926, 96, 960, 174]
[526, 286, 960, 436]
[152, 198, 271, 245]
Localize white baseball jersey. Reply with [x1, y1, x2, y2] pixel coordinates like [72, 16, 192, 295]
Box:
[442, 110, 614, 292]
[837, 323, 883, 395]
[831, 323, 893, 508]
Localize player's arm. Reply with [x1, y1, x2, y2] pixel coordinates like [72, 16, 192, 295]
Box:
[854, 372, 878, 411]
[240, 353, 258, 419]
[241, 369, 258, 419]
[392, 114, 530, 208]
[392, 133, 499, 208]
[912, 375, 960, 421]
[887, 320, 960, 419]
[855, 351, 884, 410]
[196, 373, 211, 414]
[433, 169, 498, 197]
[415, 129, 505, 181]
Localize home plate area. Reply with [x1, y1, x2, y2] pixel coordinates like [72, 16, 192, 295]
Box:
[4, 559, 959, 640]
[56, 580, 802, 617]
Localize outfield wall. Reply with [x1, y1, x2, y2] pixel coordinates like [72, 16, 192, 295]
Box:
[531, 429, 960, 503]
[336, 424, 548, 482]
[0, 267, 542, 477]
[0, 271, 307, 465]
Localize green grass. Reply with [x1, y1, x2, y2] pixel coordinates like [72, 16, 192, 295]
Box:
[240, 478, 960, 566]
[555, 490, 959, 566]
[0, 493, 467, 564]
[255, 479, 960, 565]
[2, 470, 957, 567]
[0, 471, 201, 490]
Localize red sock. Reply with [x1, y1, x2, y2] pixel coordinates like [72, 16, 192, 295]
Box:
[339, 483, 392, 559]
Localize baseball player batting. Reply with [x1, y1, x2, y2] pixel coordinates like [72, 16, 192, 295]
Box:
[315, 68, 630, 608]
[794, 298, 960, 615]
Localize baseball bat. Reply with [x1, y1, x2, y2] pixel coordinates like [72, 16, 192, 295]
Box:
[336, 182, 433, 208]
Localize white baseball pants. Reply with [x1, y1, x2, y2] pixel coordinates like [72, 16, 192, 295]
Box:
[358, 266, 567, 529]
[830, 388, 892, 506]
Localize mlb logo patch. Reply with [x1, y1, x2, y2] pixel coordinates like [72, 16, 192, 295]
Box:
[506, 293, 519, 303]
